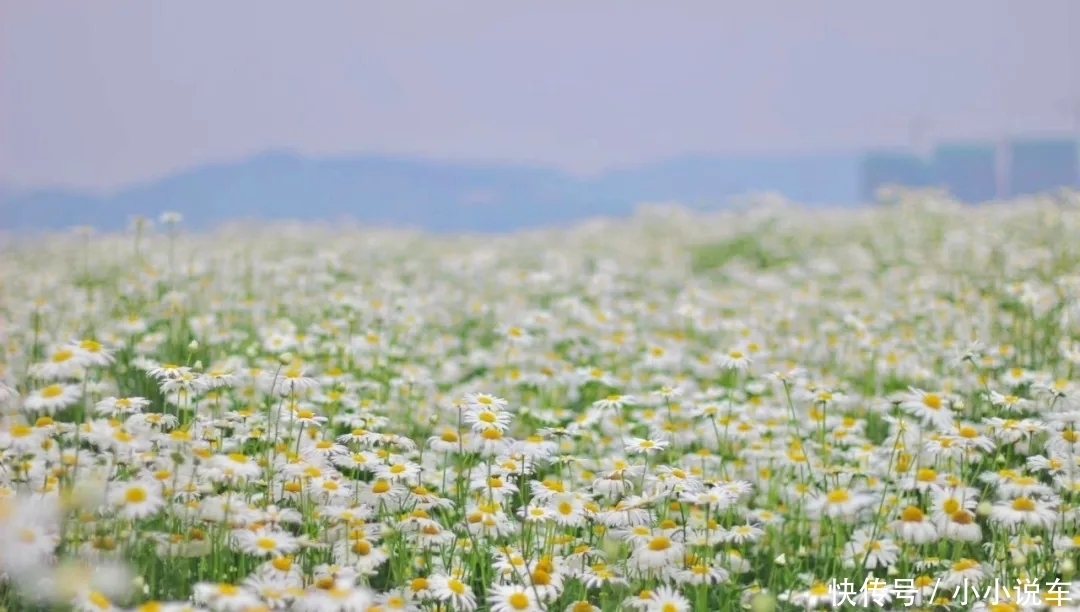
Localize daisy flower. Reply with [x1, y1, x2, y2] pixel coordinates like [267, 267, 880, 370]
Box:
[231, 527, 300, 558]
[990, 495, 1059, 530]
[624, 437, 669, 455]
[108, 480, 166, 520]
[487, 583, 541, 612]
[428, 573, 478, 612]
[22, 383, 82, 415]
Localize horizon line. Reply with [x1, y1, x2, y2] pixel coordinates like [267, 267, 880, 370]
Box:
[4, 131, 1080, 198]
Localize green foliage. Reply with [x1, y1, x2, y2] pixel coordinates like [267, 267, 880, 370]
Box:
[688, 233, 792, 273]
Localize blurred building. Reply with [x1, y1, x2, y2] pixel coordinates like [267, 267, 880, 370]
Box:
[931, 142, 999, 203]
[1008, 138, 1080, 197]
[859, 150, 933, 202]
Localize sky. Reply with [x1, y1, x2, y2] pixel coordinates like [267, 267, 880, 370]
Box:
[1, 0, 1078, 193]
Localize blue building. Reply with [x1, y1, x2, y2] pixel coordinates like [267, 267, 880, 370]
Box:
[1008, 138, 1080, 197]
[859, 150, 933, 202]
[931, 142, 999, 203]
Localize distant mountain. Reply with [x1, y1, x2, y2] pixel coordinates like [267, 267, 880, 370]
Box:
[0, 150, 861, 233]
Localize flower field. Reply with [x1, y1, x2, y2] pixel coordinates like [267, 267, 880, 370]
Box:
[4, 191, 1080, 611]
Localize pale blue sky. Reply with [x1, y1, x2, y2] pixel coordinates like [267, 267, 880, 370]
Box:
[2, 0, 1078, 192]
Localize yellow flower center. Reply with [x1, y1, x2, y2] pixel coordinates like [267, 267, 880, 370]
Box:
[647, 536, 671, 551]
[826, 489, 850, 503]
[125, 487, 148, 504]
[1012, 497, 1036, 512]
[900, 506, 925, 522]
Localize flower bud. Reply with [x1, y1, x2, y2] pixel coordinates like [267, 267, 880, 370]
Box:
[601, 537, 622, 560]
[749, 593, 777, 612]
[1010, 552, 1027, 568]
